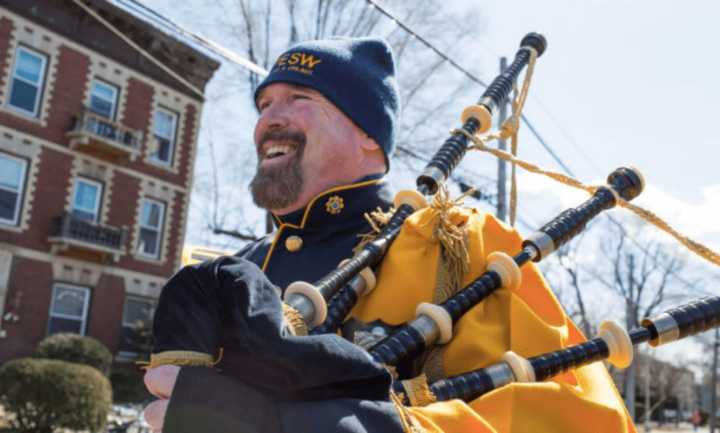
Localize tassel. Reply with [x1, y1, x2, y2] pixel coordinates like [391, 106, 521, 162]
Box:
[430, 186, 470, 294]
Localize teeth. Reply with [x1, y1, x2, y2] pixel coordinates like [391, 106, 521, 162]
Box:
[264, 144, 295, 159]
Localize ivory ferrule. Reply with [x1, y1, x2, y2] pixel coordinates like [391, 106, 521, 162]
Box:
[284, 281, 327, 327]
[486, 251, 522, 292]
[393, 189, 428, 211]
[415, 303, 453, 344]
[502, 351, 536, 383]
[598, 320, 633, 369]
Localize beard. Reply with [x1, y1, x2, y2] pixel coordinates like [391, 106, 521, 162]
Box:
[250, 129, 306, 210]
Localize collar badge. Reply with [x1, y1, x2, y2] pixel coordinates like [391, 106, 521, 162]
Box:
[325, 195, 344, 215]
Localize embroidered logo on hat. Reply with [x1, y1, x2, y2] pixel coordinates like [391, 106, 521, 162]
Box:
[325, 195, 344, 215]
[273, 52, 323, 76]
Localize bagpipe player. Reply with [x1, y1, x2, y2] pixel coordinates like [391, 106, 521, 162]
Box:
[142, 36, 636, 433]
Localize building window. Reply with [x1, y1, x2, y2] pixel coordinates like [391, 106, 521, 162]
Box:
[47, 283, 90, 336]
[89, 79, 118, 120]
[150, 108, 177, 165]
[71, 177, 103, 223]
[8, 46, 47, 117]
[137, 199, 165, 258]
[119, 296, 155, 353]
[0, 152, 28, 226]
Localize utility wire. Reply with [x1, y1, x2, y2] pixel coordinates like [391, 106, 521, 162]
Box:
[528, 95, 605, 176]
[364, 0, 576, 177]
[366, 0, 489, 88]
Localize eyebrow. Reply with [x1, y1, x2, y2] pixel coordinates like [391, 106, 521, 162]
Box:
[257, 84, 320, 101]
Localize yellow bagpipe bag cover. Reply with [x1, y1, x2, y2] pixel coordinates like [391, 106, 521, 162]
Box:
[350, 206, 636, 433]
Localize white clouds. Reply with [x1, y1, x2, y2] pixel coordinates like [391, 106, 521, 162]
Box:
[639, 184, 720, 248]
[513, 169, 720, 255]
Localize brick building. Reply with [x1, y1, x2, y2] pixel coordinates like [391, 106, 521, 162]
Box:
[0, 0, 219, 362]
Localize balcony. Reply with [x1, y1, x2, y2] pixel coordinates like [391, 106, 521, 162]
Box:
[49, 213, 126, 262]
[66, 109, 143, 161]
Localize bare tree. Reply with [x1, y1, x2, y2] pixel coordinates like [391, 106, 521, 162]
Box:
[632, 352, 696, 431]
[545, 227, 596, 338]
[587, 218, 689, 420]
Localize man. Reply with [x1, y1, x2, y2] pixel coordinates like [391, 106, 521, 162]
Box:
[144, 37, 634, 433]
[145, 36, 405, 433]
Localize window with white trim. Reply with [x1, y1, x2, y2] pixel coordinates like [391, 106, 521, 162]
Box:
[47, 283, 90, 336]
[71, 177, 103, 223]
[8, 46, 47, 117]
[89, 79, 119, 120]
[150, 108, 177, 165]
[0, 152, 28, 226]
[119, 295, 155, 353]
[137, 199, 165, 258]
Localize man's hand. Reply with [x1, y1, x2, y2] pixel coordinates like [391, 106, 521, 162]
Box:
[143, 365, 180, 432]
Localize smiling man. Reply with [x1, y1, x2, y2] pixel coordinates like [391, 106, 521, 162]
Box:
[143, 36, 634, 433]
[144, 37, 406, 433]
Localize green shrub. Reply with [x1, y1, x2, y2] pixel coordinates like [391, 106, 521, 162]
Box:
[0, 358, 112, 433]
[110, 366, 153, 404]
[34, 333, 112, 375]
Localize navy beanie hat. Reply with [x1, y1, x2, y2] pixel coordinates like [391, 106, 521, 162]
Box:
[254, 36, 400, 170]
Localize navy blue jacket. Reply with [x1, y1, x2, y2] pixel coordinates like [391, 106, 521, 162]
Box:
[237, 175, 393, 290]
[158, 176, 407, 433]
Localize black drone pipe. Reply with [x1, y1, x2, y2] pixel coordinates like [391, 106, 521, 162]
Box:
[394, 296, 720, 404]
[367, 167, 644, 367]
[281, 32, 549, 331]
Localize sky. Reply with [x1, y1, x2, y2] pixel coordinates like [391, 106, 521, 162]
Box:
[141, 0, 720, 370]
[471, 0, 720, 244]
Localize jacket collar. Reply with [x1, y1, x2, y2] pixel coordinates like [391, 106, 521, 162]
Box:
[272, 174, 392, 230]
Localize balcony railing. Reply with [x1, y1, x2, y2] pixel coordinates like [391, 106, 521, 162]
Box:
[66, 109, 143, 160]
[49, 213, 126, 261]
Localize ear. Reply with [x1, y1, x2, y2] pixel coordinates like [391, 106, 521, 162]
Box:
[359, 135, 381, 151]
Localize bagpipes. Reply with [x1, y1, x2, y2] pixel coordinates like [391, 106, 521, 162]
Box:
[276, 32, 720, 403]
[395, 296, 720, 404]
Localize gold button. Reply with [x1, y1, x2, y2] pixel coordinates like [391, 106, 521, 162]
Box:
[285, 235, 303, 252]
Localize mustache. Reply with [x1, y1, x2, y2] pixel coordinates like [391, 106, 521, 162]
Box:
[257, 129, 306, 154]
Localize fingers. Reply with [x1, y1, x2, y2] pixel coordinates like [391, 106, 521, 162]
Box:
[144, 399, 169, 432]
[143, 366, 179, 432]
[144, 365, 180, 399]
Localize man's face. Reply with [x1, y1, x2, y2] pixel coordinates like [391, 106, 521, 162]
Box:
[251, 83, 371, 213]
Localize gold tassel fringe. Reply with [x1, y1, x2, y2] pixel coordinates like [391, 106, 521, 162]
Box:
[282, 303, 309, 336]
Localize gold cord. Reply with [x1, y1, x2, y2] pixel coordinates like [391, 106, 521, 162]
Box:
[451, 127, 720, 268]
[282, 303, 309, 336]
[389, 391, 427, 433]
[354, 207, 396, 254]
[507, 47, 537, 226]
[143, 349, 224, 369]
[400, 374, 438, 407]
